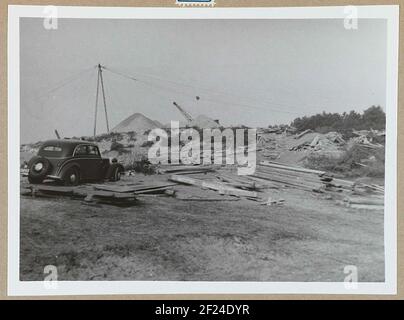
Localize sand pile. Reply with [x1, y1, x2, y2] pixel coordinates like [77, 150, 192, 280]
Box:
[112, 113, 161, 134]
[190, 115, 220, 129]
[164, 114, 220, 129]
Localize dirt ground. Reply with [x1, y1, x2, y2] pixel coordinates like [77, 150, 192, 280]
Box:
[20, 172, 384, 282]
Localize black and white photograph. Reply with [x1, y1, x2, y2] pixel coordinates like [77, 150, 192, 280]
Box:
[7, 5, 398, 295]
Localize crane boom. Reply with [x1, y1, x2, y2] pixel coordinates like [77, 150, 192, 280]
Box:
[173, 101, 194, 123]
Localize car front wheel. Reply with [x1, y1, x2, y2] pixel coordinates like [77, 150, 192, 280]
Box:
[63, 167, 80, 186]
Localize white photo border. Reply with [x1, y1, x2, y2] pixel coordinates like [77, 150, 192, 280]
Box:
[7, 5, 399, 296]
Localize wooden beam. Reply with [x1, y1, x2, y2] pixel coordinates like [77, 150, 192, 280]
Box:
[169, 174, 258, 198]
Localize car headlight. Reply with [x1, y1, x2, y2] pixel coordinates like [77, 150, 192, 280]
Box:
[34, 162, 43, 171]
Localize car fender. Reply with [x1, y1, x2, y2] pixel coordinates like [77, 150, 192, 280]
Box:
[59, 162, 81, 180]
[105, 163, 124, 179]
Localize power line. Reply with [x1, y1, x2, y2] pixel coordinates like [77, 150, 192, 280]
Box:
[103, 66, 303, 116]
[37, 66, 97, 100]
[103, 67, 200, 101]
[103, 66, 325, 114]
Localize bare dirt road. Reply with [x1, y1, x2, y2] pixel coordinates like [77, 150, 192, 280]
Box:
[20, 174, 384, 282]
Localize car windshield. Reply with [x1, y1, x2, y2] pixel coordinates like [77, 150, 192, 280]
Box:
[43, 146, 62, 152]
[74, 145, 100, 157]
[38, 144, 65, 157]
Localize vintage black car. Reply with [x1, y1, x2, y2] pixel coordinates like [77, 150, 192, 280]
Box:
[27, 139, 124, 185]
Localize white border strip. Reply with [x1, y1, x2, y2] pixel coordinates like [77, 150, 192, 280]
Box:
[7, 5, 399, 296]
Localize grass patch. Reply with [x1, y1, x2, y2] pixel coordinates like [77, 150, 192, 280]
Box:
[141, 140, 154, 148]
[305, 144, 385, 178]
[132, 158, 156, 175]
[110, 141, 130, 154]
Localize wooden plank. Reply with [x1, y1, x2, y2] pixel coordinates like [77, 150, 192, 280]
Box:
[158, 165, 218, 174]
[256, 168, 323, 184]
[23, 183, 138, 206]
[255, 168, 350, 190]
[169, 174, 258, 198]
[252, 171, 322, 189]
[134, 186, 175, 195]
[30, 184, 136, 199]
[216, 173, 261, 190]
[202, 181, 258, 198]
[93, 183, 177, 193]
[346, 197, 384, 206]
[250, 173, 323, 192]
[90, 191, 135, 199]
[294, 129, 312, 139]
[370, 184, 384, 191]
[259, 162, 355, 188]
[349, 204, 384, 210]
[260, 161, 325, 175]
[175, 194, 239, 201]
[33, 185, 75, 194]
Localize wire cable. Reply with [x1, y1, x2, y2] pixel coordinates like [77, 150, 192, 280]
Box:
[37, 65, 97, 100]
[103, 66, 303, 115]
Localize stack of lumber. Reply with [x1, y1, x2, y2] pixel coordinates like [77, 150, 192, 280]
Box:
[343, 196, 384, 210]
[364, 184, 385, 194]
[21, 181, 178, 206]
[252, 161, 384, 193]
[294, 129, 313, 139]
[91, 182, 177, 195]
[169, 174, 258, 199]
[252, 161, 355, 194]
[157, 164, 217, 175]
[249, 161, 384, 210]
[21, 184, 138, 206]
[215, 172, 264, 191]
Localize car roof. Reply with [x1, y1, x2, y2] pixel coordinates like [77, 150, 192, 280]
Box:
[42, 139, 97, 147]
[39, 139, 98, 156]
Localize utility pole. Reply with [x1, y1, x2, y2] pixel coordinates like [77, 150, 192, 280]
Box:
[99, 64, 110, 133]
[93, 66, 100, 137]
[93, 64, 110, 137]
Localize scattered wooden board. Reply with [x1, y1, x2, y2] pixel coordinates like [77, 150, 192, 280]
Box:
[169, 174, 258, 199]
[22, 184, 138, 206]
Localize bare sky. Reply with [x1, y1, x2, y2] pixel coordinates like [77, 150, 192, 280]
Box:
[20, 18, 387, 143]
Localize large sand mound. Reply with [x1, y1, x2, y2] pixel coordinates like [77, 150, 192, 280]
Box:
[190, 115, 220, 129]
[163, 115, 220, 129]
[112, 113, 161, 134]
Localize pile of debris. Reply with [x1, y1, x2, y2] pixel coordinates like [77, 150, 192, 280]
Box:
[290, 131, 345, 154]
[20, 179, 178, 206]
[257, 134, 281, 160]
[21, 160, 384, 210]
[157, 164, 217, 175]
[249, 161, 384, 209]
[258, 125, 296, 135]
[161, 161, 384, 209]
[351, 129, 385, 149]
[294, 129, 313, 139]
[252, 161, 351, 193]
[169, 174, 259, 199]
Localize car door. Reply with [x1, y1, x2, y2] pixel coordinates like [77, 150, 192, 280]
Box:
[73, 145, 102, 180]
[86, 145, 105, 180]
[73, 145, 91, 180]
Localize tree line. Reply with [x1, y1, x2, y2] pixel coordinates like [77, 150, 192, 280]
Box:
[290, 106, 386, 133]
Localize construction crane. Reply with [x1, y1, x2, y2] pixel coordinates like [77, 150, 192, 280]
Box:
[172, 101, 194, 123]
